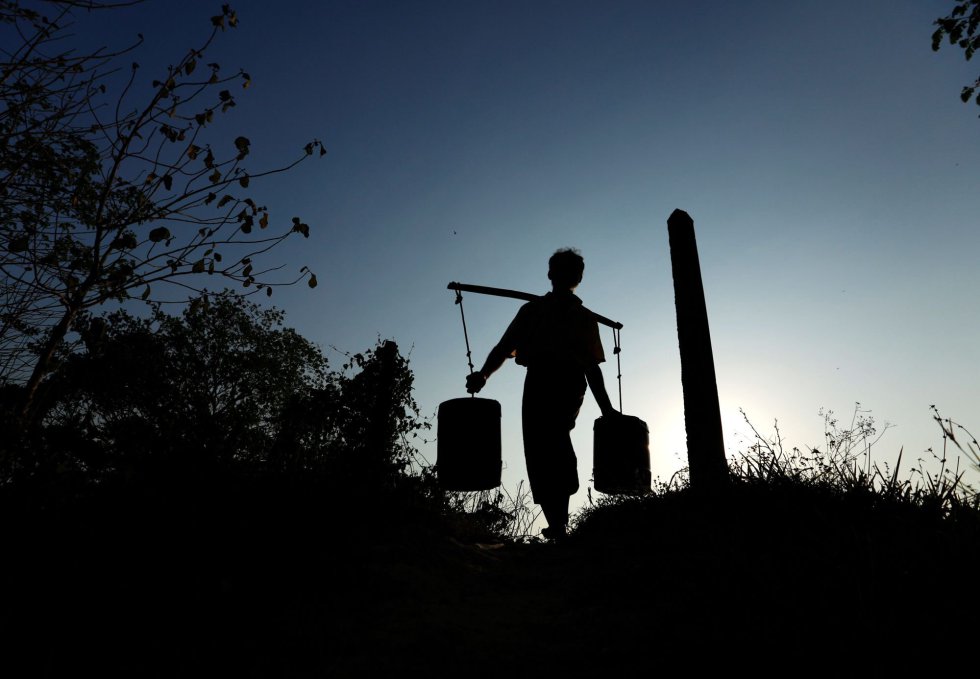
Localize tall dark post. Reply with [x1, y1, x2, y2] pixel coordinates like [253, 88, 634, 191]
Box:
[667, 209, 729, 490]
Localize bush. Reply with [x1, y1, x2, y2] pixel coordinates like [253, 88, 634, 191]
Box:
[2, 292, 428, 489]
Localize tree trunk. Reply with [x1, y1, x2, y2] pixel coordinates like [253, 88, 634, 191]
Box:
[18, 303, 80, 427]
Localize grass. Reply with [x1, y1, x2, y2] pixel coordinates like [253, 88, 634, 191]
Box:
[574, 405, 980, 549]
[566, 405, 980, 662]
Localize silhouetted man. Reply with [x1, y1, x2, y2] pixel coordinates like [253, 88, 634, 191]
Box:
[466, 249, 617, 539]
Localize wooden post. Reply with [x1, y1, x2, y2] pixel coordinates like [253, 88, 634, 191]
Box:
[667, 209, 729, 490]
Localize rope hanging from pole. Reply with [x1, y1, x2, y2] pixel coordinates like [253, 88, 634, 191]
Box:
[453, 287, 476, 397]
[613, 326, 623, 412]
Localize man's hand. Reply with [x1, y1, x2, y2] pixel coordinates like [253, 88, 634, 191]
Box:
[466, 371, 487, 394]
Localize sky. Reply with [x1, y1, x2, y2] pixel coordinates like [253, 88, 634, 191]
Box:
[65, 0, 980, 517]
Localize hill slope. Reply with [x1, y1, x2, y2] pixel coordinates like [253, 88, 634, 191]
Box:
[3, 476, 977, 676]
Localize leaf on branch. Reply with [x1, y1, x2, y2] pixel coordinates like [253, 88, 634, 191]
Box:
[149, 227, 171, 242]
[233, 137, 251, 162]
[8, 236, 29, 253]
[163, 174, 173, 191]
[211, 14, 225, 29]
[242, 264, 253, 277]
[219, 90, 232, 102]
[291, 217, 310, 238]
[306, 139, 327, 157]
[242, 72, 252, 89]
[196, 110, 215, 126]
[205, 192, 217, 205]
[204, 149, 215, 168]
[214, 252, 222, 262]
[141, 285, 151, 300]
[259, 213, 269, 229]
[209, 169, 222, 184]
[192, 259, 206, 273]
[111, 233, 138, 250]
[218, 195, 234, 208]
[188, 144, 202, 160]
[145, 172, 158, 184]
[186, 59, 197, 75]
[239, 175, 250, 188]
[267, 287, 273, 297]
[308, 274, 318, 289]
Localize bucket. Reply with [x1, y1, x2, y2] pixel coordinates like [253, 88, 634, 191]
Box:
[593, 414, 651, 494]
[437, 397, 502, 491]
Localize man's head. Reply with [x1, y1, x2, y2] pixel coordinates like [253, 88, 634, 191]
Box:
[548, 248, 585, 291]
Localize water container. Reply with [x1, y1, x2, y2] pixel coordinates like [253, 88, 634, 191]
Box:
[593, 414, 651, 494]
[437, 397, 502, 491]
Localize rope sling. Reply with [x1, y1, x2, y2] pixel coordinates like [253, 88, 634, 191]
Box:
[453, 287, 477, 396]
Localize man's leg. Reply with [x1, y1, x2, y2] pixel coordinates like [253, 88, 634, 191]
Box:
[523, 366, 584, 539]
[540, 494, 570, 538]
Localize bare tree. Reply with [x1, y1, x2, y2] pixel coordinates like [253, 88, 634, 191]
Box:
[0, 2, 324, 421]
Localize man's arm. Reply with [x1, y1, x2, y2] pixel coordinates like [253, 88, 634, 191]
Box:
[465, 342, 512, 394]
[584, 362, 617, 417]
[466, 304, 531, 394]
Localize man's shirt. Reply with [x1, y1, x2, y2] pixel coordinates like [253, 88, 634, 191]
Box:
[497, 291, 605, 369]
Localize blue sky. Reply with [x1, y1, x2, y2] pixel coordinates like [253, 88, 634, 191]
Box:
[71, 1, 980, 512]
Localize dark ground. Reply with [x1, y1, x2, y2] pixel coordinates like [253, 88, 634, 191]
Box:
[3, 475, 977, 676]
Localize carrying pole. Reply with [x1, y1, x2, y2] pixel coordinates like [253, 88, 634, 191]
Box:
[447, 282, 623, 330]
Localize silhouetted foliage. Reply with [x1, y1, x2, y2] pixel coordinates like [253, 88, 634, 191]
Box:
[5, 292, 427, 487]
[0, 2, 323, 421]
[933, 0, 980, 110]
